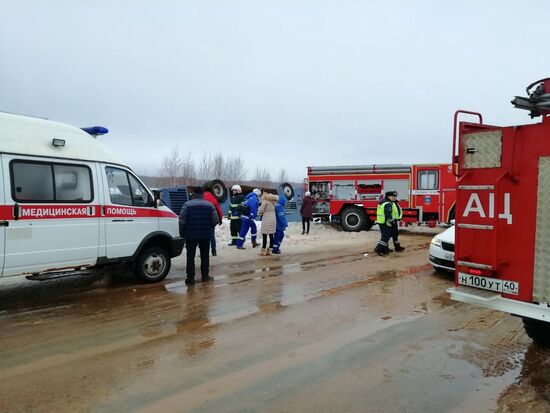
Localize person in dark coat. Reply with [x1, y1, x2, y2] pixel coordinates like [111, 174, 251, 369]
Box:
[300, 191, 313, 234]
[179, 187, 220, 285]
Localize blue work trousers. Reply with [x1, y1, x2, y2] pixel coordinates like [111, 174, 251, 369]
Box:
[236, 216, 257, 248]
[273, 229, 285, 253]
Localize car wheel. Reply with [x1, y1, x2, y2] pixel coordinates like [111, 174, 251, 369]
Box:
[134, 247, 171, 283]
[523, 317, 550, 346]
[340, 207, 366, 232]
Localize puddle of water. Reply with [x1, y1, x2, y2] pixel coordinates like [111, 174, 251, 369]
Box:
[207, 307, 260, 325]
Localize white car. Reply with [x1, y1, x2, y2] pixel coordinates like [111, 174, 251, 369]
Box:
[429, 225, 455, 271]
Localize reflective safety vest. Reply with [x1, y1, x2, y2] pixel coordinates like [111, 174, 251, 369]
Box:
[376, 201, 402, 225]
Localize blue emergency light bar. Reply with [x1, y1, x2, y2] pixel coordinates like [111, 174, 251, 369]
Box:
[81, 126, 109, 136]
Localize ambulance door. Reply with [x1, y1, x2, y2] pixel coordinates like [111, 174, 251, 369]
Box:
[2, 156, 100, 277]
[102, 165, 159, 259]
[0, 156, 5, 276]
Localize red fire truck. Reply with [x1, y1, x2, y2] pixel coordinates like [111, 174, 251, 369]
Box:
[306, 163, 456, 231]
[448, 78, 550, 345]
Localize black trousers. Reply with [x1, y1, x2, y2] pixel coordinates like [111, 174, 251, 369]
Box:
[186, 238, 210, 279]
[302, 218, 311, 233]
[391, 222, 400, 245]
[262, 234, 274, 249]
[230, 219, 242, 245]
[377, 223, 393, 251]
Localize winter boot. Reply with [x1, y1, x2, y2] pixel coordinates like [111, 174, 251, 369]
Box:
[185, 278, 196, 286]
[252, 240, 260, 248]
[266, 248, 273, 256]
[395, 244, 405, 252]
[259, 248, 267, 256]
[202, 275, 213, 282]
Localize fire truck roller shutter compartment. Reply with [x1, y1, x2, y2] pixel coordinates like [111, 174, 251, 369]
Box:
[332, 181, 355, 200]
[383, 179, 410, 201]
[533, 157, 550, 303]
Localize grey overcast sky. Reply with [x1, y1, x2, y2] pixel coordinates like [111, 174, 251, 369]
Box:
[1, 1, 548, 180]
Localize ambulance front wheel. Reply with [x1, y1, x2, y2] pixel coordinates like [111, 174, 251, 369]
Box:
[522, 317, 550, 346]
[134, 247, 171, 283]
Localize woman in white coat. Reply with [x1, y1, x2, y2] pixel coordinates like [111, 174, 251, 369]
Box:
[258, 192, 278, 256]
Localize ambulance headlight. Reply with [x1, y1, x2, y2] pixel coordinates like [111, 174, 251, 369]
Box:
[431, 237, 442, 248]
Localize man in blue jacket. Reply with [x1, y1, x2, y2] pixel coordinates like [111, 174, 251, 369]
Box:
[179, 187, 220, 285]
[272, 196, 288, 254]
[236, 188, 261, 249]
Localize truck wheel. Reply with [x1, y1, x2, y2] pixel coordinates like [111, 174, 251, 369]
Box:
[523, 317, 550, 346]
[340, 207, 366, 232]
[280, 182, 295, 201]
[134, 247, 171, 283]
[206, 179, 228, 203]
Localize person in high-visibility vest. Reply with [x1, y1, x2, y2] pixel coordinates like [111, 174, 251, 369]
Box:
[227, 185, 245, 246]
[390, 196, 405, 252]
[375, 191, 401, 256]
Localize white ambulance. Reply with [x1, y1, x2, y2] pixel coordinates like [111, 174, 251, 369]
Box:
[0, 112, 184, 283]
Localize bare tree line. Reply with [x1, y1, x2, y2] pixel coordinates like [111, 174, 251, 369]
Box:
[156, 146, 290, 188]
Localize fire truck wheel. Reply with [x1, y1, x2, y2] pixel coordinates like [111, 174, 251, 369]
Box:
[280, 182, 295, 201]
[134, 247, 171, 283]
[206, 179, 228, 203]
[340, 207, 366, 232]
[523, 317, 550, 346]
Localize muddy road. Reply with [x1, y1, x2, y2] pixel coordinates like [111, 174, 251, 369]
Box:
[0, 230, 548, 412]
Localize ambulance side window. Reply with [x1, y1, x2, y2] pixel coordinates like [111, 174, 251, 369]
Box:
[105, 167, 152, 207]
[128, 174, 151, 207]
[418, 170, 439, 190]
[106, 167, 133, 206]
[12, 162, 54, 201]
[11, 160, 92, 203]
[54, 164, 93, 202]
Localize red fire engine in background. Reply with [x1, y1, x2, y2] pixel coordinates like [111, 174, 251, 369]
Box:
[448, 78, 550, 345]
[306, 163, 456, 231]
